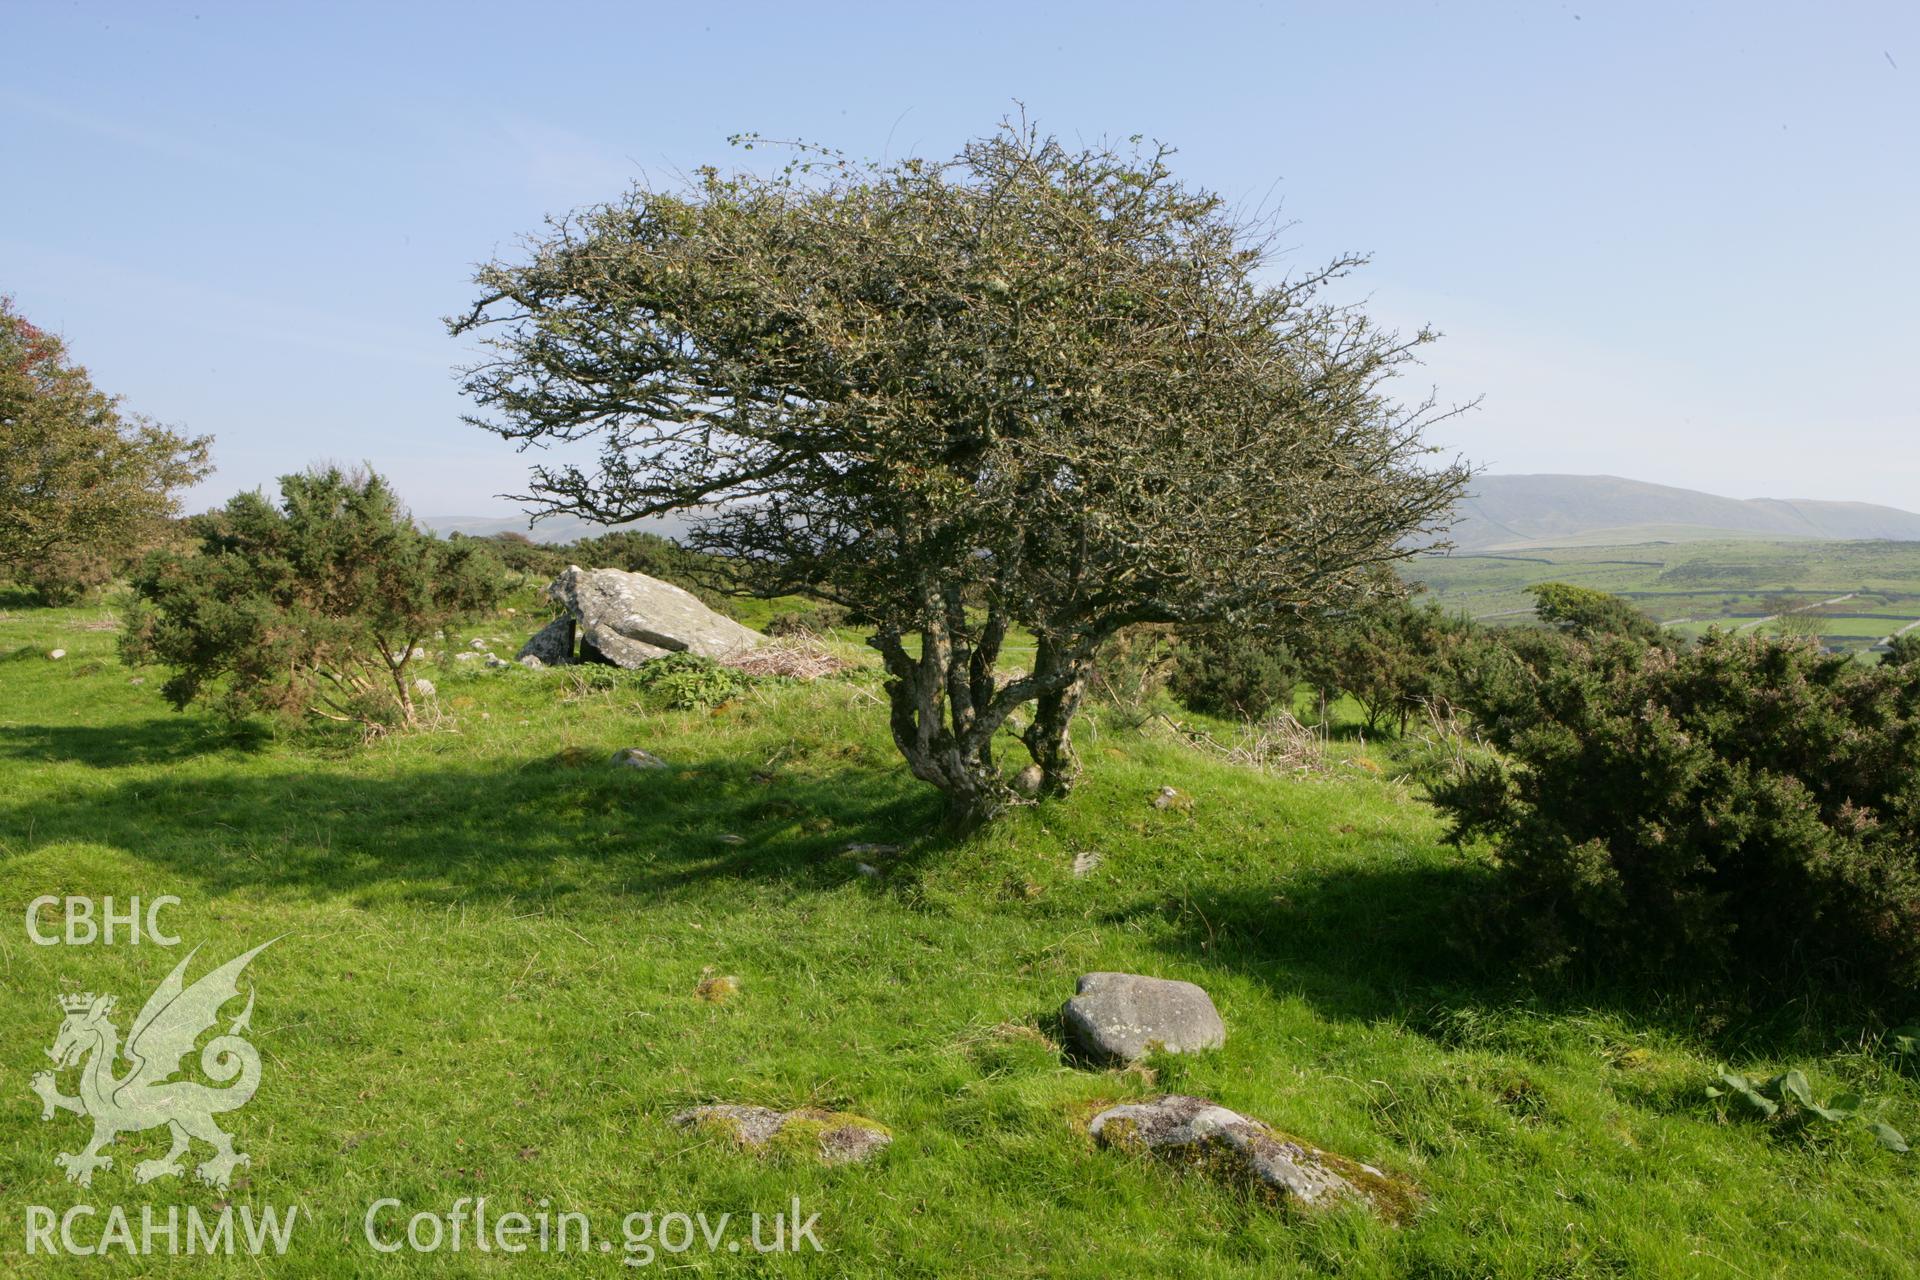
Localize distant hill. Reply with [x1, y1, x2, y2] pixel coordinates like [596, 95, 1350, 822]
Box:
[424, 475, 1920, 553]
[417, 511, 693, 543]
[1446, 475, 1920, 551]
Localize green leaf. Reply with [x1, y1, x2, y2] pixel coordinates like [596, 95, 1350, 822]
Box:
[1714, 1071, 1779, 1117]
[1868, 1121, 1909, 1153]
[1777, 1070, 1815, 1107]
[1889, 1026, 1920, 1055]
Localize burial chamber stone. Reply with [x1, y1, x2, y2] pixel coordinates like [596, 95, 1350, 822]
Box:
[517, 566, 761, 668]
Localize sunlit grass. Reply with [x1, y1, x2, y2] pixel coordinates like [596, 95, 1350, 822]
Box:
[1, 597, 1915, 1277]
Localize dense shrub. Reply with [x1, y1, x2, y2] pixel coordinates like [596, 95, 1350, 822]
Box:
[765, 602, 850, 636]
[1885, 632, 1920, 669]
[122, 468, 501, 731]
[466, 531, 567, 577]
[1434, 630, 1920, 990]
[1087, 625, 1179, 714]
[1527, 581, 1670, 647]
[1169, 630, 1300, 719]
[1302, 596, 1479, 734]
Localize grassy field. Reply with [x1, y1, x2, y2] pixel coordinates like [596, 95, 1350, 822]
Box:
[3, 598, 1918, 1277]
[1407, 538, 1920, 655]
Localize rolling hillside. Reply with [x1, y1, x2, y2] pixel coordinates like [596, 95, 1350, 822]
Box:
[1447, 475, 1920, 551]
[418, 511, 693, 543]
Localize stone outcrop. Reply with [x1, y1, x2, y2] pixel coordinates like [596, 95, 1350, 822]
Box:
[1090, 1094, 1416, 1219]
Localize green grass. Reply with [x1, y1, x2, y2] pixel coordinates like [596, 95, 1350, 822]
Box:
[1407, 538, 1920, 655]
[3, 598, 1918, 1276]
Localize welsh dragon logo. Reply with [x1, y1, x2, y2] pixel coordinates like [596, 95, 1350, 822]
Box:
[29, 940, 275, 1189]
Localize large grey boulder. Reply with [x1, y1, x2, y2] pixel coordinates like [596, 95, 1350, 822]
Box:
[1090, 1094, 1416, 1218]
[527, 566, 761, 668]
[1062, 972, 1225, 1063]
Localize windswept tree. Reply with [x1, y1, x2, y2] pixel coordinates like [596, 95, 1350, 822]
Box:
[0, 297, 212, 602]
[452, 123, 1471, 827]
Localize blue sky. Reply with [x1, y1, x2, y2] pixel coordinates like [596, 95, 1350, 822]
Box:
[3, 1, 1914, 518]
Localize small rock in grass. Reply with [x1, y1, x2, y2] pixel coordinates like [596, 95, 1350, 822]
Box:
[1090, 1094, 1417, 1220]
[695, 974, 741, 1003]
[844, 842, 902, 856]
[127, 676, 146, 687]
[1151, 785, 1192, 811]
[518, 654, 545, 669]
[612, 747, 669, 770]
[673, 1105, 890, 1165]
[484, 655, 510, 668]
[1071, 850, 1104, 877]
[470, 638, 487, 651]
[411, 677, 436, 697]
[453, 651, 477, 662]
[854, 862, 880, 879]
[1062, 972, 1225, 1063]
[1012, 763, 1045, 796]
[48, 648, 66, 660]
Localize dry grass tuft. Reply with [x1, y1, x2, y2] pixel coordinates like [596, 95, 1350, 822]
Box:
[1146, 709, 1328, 776]
[723, 631, 857, 679]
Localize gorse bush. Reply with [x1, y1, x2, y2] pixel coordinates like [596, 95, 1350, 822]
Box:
[1527, 581, 1671, 647]
[1299, 593, 1480, 735]
[122, 468, 501, 731]
[1169, 629, 1300, 720]
[1434, 629, 1920, 991]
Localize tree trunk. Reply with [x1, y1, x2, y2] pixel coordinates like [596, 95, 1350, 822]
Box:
[1023, 667, 1088, 797]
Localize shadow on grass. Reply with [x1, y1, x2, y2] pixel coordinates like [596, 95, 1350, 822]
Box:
[0, 728, 953, 907]
[1113, 863, 1881, 1060]
[3, 717, 273, 768]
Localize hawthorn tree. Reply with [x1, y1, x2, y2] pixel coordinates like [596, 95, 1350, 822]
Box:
[122, 467, 501, 732]
[1527, 582, 1671, 647]
[451, 123, 1471, 827]
[0, 297, 212, 602]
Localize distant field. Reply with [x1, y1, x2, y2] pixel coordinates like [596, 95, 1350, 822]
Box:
[1405, 538, 1920, 656]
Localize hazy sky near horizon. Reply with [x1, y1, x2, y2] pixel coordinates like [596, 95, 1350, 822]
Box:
[3, 1, 1915, 519]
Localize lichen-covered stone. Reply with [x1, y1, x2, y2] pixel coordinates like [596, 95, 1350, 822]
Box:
[694, 974, 740, 1003]
[517, 615, 575, 666]
[1090, 1094, 1417, 1220]
[546, 566, 760, 669]
[672, 1105, 891, 1165]
[1063, 972, 1225, 1063]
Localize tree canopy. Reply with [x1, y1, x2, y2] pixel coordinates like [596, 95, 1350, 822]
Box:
[0, 297, 212, 602]
[452, 122, 1471, 825]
